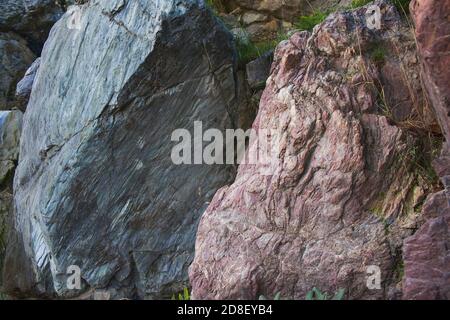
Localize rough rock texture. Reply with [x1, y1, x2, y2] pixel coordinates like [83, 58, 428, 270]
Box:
[411, 0, 450, 195]
[0, 111, 22, 185]
[0, 110, 23, 290]
[236, 70, 259, 131]
[246, 51, 273, 90]
[15, 58, 41, 112]
[411, 0, 450, 153]
[231, 0, 307, 20]
[214, 0, 351, 41]
[0, 190, 12, 291]
[0, 33, 36, 110]
[0, 0, 66, 53]
[403, 192, 450, 299]
[4, 0, 238, 299]
[190, 1, 437, 300]
[402, 0, 450, 300]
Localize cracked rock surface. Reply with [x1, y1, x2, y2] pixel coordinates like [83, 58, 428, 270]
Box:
[402, 0, 450, 300]
[190, 0, 437, 300]
[4, 0, 238, 299]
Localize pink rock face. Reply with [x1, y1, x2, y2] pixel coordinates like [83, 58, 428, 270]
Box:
[403, 199, 450, 300]
[402, 0, 450, 300]
[411, 0, 450, 149]
[411, 0, 450, 194]
[190, 1, 433, 300]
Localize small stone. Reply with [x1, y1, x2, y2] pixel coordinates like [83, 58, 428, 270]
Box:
[15, 58, 41, 112]
[242, 12, 268, 25]
[246, 51, 274, 90]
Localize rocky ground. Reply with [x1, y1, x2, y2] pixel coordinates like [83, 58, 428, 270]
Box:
[0, 0, 448, 300]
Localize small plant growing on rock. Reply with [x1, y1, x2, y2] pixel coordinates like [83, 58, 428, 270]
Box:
[258, 292, 282, 300]
[295, 10, 329, 31]
[171, 287, 190, 300]
[370, 46, 387, 65]
[235, 31, 289, 65]
[205, 0, 223, 12]
[305, 287, 346, 300]
[351, 0, 411, 15]
[351, 0, 373, 9]
[393, 0, 412, 14]
[236, 38, 274, 65]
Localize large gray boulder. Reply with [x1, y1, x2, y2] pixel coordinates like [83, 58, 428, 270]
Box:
[4, 0, 238, 299]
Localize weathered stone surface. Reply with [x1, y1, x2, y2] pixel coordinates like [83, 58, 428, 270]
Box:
[231, 0, 350, 21]
[0, 111, 23, 185]
[4, 0, 238, 299]
[0, 0, 66, 53]
[0, 190, 13, 290]
[402, 0, 450, 300]
[403, 196, 450, 299]
[411, 0, 450, 152]
[190, 1, 435, 300]
[411, 0, 450, 197]
[0, 110, 23, 292]
[236, 70, 259, 131]
[15, 58, 41, 112]
[233, 0, 305, 20]
[246, 51, 273, 90]
[0, 33, 36, 110]
[213, 0, 351, 41]
[242, 11, 268, 25]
